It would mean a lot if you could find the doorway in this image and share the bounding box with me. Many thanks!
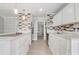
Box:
[37,22,44,40]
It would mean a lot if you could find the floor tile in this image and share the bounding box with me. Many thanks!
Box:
[27,39,52,55]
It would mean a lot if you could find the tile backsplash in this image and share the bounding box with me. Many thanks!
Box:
[53,23,79,32]
[17,13,32,33]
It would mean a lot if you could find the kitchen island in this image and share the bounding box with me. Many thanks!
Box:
[0,32,31,55]
[48,32,79,55]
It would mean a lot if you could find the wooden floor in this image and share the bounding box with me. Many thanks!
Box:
[27,39,52,55]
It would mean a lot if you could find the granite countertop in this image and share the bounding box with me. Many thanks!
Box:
[0,33,25,40]
[0,33,22,37]
[50,32,79,40]
[0,32,31,40]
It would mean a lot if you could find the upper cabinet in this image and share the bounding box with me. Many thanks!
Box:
[53,15,57,26]
[53,3,79,26]
[53,10,63,26]
[75,3,79,22]
[62,4,75,24]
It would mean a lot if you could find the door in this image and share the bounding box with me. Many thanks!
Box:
[37,22,44,40]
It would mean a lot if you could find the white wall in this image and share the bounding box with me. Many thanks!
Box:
[33,16,46,40]
[4,17,18,33]
[0,16,4,33]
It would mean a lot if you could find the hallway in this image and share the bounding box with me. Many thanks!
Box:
[27,39,52,55]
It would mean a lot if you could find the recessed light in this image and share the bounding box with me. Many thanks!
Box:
[14,9,18,14]
[40,8,43,12]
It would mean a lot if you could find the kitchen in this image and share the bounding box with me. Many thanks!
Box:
[0,3,79,55]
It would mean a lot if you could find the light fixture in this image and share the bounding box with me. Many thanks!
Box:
[40,8,43,12]
[14,9,18,14]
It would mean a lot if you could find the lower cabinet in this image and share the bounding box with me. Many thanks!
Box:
[48,34,71,55]
[0,33,31,55]
[48,34,79,55]
[71,38,79,55]
[11,34,31,55]
[0,40,11,55]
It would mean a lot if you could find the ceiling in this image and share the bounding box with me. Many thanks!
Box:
[0,3,67,17]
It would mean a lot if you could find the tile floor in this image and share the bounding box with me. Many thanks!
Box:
[27,39,52,55]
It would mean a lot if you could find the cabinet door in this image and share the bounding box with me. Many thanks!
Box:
[63,3,75,24]
[71,39,79,55]
[53,10,63,26]
[53,15,57,26]
[53,37,67,55]
[75,3,79,22]
[0,40,11,55]
[56,10,63,26]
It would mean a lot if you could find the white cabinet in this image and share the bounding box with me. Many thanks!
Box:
[53,15,57,26]
[53,3,79,25]
[63,4,75,24]
[11,34,31,55]
[53,3,75,26]
[48,34,67,55]
[71,39,79,55]
[53,10,63,26]
[0,39,11,55]
[75,3,79,22]
[0,33,31,55]
[0,16,4,33]
[48,33,79,55]
[56,11,63,26]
